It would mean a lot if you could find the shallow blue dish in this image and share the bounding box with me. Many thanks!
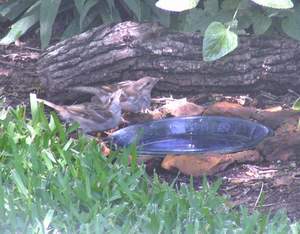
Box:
[108,116,272,156]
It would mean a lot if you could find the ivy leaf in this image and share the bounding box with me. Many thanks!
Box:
[221,0,249,10]
[281,6,300,41]
[203,22,238,62]
[155,0,200,12]
[251,10,272,35]
[250,0,293,9]
[292,98,300,111]
[184,9,209,32]
[204,0,219,16]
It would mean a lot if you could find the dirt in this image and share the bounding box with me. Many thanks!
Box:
[1,32,300,221]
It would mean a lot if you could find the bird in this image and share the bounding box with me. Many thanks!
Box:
[36,89,123,133]
[70,76,161,113]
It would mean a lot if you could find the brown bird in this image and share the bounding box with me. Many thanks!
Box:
[70,76,161,113]
[37,90,123,133]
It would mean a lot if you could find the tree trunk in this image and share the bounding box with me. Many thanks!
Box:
[3,21,300,105]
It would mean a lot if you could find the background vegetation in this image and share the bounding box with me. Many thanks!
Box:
[0,0,299,60]
[1,1,300,232]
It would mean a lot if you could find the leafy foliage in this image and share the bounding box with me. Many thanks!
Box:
[0,0,299,59]
[40,0,62,49]
[155,0,200,12]
[202,21,238,61]
[157,0,297,61]
[281,5,300,41]
[250,0,294,9]
[0,0,170,49]
[0,93,299,232]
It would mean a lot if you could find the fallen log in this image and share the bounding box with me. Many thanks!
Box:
[37,21,300,103]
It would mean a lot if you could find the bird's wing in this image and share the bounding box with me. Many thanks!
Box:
[66,103,112,123]
[70,86,110,97]
[100,84,119,93]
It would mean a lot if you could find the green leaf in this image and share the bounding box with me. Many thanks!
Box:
[0,0,36,21]
[105,0,122,22]
[221,0,240,10]
[43,209,55,230]
[292,98,300,111]
[124,0,142,20]
[155,0,200,12]
[98,0,121,23]
[169,12,188,31]
[282,6,300,41]
[61,17,80,40]
[73,0,85,11]
[74,0,97,31]
[250,0,293,9]
[148,2,170,27]
[0,3,39,45]
[251,10,272,35]
[220,0,250,10]
[203,21,238,62]
[184,9,208,32]
[40,0,62,49]
[204,0,219,16]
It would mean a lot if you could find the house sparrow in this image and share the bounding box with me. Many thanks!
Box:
[70,76,161,113]
[36,90,123,133]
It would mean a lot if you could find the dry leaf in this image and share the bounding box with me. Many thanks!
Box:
[253,110,298,130]
[273,176,294,187]
[275,116,299,135]
[257,132,300,161]
[100,142,111,156]
[264,106,283,112]
[203,102,256,119]
[160,98,204,117]
[161,150,261,176]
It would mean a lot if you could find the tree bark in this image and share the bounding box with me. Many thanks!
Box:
[38,21,300,103]
[3,21,300,105]
[0,46,41,107]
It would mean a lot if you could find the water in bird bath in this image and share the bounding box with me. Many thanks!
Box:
[109,116,272,155]
[139,133,249,153]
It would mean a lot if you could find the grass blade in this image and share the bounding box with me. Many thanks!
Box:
[11,169,29,199]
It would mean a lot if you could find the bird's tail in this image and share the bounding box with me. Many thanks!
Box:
[36,98,64,112]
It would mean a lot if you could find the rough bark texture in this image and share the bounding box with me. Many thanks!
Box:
[0,47,41,106]
[37,21,300,103]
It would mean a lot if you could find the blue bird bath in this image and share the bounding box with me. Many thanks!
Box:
[108,116,272,156]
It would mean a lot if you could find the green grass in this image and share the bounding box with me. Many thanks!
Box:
[0,94,299,233]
